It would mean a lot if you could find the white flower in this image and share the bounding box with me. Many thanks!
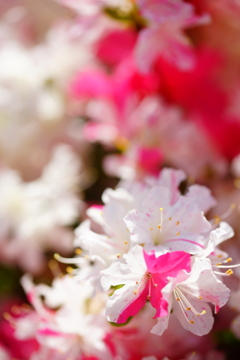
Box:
[152,258,230,336]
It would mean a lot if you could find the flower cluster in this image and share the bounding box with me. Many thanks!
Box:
[2,0,240,359]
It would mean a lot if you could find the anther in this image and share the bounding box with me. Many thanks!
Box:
[224,257,232,263]
[158,225,161,229]
[3,312,11,321]
[134,290,138,295]
[226,269,233,275]
[213,215,221,224]
[217,255,223,258]
[11,305,21,314]
[176,232,180,236]
[117,254,121,258]
[189,321,195,324]
[198,296,203,299]
[186,307,191,310]
[66,267,73,274]
[136,281,139,284]
[48,259,58,270]
[75,248,82,255]
[169,217,172,221]
[150,227,153,231]
[176,221,180,225]
[54,253,60,260]
[123,241,128,244]
[176,298,180,301]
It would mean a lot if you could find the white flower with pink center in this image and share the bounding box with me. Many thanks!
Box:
[101,245,191,324]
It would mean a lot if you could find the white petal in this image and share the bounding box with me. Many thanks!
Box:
[124,245,147,274]
[101,261,140,291]
[173,298,214,336]
[104,283,140,323]
[181,259,230,309]
[186,185,217,213]
[150,314,170,336]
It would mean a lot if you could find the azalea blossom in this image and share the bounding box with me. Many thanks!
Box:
[151,258,230,336]
[101,245,191,323]
[124,185,213,254]
[0,144,84,272]
[55,168,217,284]
[135,0,210,72]
[12,275,113,360]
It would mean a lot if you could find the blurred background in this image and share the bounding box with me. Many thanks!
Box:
[1,1,240,359]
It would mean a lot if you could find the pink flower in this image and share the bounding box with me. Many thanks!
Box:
[135,0,210,72]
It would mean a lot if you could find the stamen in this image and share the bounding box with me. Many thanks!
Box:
[150,275,158,289]
[226,269,233,275]
[75,248,82,255]
[148,275,152,299]
[234,179,240,189]
[48,259,62,277]
[159,208,163,232]
[66,266,74,274]
[224,257,232,263]
[173,290,195,324]
[175,287,206,317]
[221,203,236,219]
[53,253,83,264]
[3,312,12,321]
[11,305,21,315]
[176,221,180,225]
[123,241,128,245]
[176,232,180,236]
[214,263,240,269]
[214,270,233,277]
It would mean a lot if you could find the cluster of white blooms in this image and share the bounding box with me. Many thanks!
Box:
[10,168,239,359]
[0,144,83,273]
